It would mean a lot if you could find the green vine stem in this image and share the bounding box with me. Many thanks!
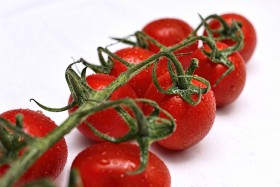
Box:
[22,178,56,187]
[68,169,83,187]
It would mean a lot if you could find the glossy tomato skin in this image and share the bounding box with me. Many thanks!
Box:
[0,109,68,186]
[68,73,139,142]
[71,142,171,187]
[109,47,167,98]
[206,13,257,63]
[143,18,198,68]
[144,73,216,150]
[190,42,246,108]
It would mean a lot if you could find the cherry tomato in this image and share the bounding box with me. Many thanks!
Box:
[143,18,198,68]
[0,109,68,186]
[206,13,257,63]
[71,142,171,187]
[109,47,167,98]
[143,73,216,150]
[68,73,139,142]
[190,42,246,108]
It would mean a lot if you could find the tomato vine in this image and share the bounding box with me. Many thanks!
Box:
[0,14,246,187]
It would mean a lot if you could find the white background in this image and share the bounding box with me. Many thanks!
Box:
[1,0,280,187]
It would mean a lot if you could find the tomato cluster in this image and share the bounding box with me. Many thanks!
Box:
[0,12,256,187]
[70,12,256,186]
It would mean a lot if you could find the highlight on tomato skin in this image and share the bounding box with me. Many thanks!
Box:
[190,42,246,108]
[0,109,68,186]
[71,142,171,187]
[143,72,216,151]
[68,73,139,142]
[205,13,257,63]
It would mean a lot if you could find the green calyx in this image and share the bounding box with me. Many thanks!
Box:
[85,98,175,174]
[194,14,244,86]
[203,14,244,47]
[68,169,83,187]
[152,57,210,106]
[0,115,34,166]
[113,30,213,106]
[30,61,97,112]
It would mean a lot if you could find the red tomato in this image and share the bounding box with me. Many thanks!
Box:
[68,73,139,142]
[0,109,68,186]
[143,73,216,150]
[142,18,198,68]
[71,142,171,187]
[190,42,246,108]
[206,13,257,63]
[109,47,167,98]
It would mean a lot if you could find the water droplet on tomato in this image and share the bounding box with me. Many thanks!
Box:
[101,151,107,156]
[99,159,110,165]
[230,85,236,92]
[144,173,148,179]
[36,110,43,114]
[120,173,125,178]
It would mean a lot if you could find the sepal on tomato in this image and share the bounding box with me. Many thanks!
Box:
[0,115,34,166]
[30,61,97,112]
[85,98,175,174]
[68,169,83,187]
[152,57,210,106]
[197,14,244,86]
